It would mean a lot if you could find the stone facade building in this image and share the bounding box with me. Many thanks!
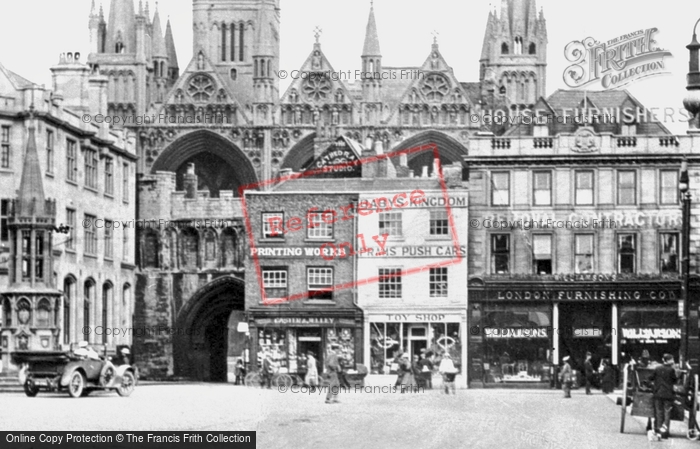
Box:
[0,56,136,372]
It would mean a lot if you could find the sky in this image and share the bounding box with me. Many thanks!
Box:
[0,0,698,134]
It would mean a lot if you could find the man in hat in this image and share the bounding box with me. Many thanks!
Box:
[261,349,274,389]
[560,356,573,398]
[584,352,595,395]
[649,353,678,439]
[325,344,341,403]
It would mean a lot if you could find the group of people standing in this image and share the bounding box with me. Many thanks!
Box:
[559,352,615,398]
[393,350,459,394]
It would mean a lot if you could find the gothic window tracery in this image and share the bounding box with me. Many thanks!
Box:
[188,75,215,103]
[303,76,332,102]
[420,74,450,102]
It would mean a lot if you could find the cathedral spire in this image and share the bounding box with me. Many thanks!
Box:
[151,3,167,58]
[362,1,381,57]
[105,0,136,53]
[165,18,179,72]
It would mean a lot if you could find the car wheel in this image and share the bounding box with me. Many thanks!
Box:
[23,380,39,397]
[68,372,86,398]
[117,371,135,397]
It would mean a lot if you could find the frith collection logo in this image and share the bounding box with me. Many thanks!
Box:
[563,27,672,90]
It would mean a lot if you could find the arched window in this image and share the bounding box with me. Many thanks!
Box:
[63,276,76,344]
[102,283,112,344]
[501,43,509,54]
[115,42,124,53]
[239,23,245,61]
[221,228,239,268]
[221,23,227,62]
[3,297,12,327]
[37,298,52,328]
[17,299,31,325]
[181,228,199,270]
[169,230,178,270]
[369,59,374,73]
[160,62,165,78]
[205,229,217,261]
[84,279,95,341]
[142,229,159,268]
[267,60,271,78]
[230,68,237,80]
[122,284,131,328]
[529,43,536,55]
[514,36,523,55]
[230,22,236,61]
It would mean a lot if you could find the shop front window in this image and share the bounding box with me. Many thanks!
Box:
[620,304,680,364]
[370,321,461,375]
[481,304,551,384]
[257,328,288,372]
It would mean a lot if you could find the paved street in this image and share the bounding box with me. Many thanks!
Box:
[1,383,698,448]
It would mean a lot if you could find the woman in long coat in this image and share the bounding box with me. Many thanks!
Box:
[601,359,615,394]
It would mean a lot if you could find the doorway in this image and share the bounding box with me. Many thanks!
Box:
[298,329,322,374]
[558,302,612,375]
[408,324,428,358]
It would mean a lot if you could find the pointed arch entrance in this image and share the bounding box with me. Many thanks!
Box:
[391,130,467,177]
[151,130,258,197]
[173,276,245,382]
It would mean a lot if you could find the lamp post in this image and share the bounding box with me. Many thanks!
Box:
[680,161,691,368]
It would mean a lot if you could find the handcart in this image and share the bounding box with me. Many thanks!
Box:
[619,362,699,439]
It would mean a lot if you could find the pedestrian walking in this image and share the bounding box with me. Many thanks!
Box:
[584,352,594,395]
[297,354,307,384]
[338,354,352,388]
[418,351,433,389]
[235,358,245,385]
[600,359,614,394]
[305,351,319,392]
[325,344,341,404]
[560,356,573,398]
[261,350,274,389]
[438,353,457,394]
[649,353,678,440]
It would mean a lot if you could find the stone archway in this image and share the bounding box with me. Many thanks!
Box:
[281,133,316,172]
[390,130,468,177]
[151,130,258,197]
[173,276,245,382]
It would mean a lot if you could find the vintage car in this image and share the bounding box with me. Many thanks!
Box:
[11,344,137,398]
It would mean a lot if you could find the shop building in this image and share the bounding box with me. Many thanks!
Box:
[464,90,700,387]
[243,151,363,374]
[352,154,469,387]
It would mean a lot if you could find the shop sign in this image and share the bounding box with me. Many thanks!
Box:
[369,313,463,323]
[359,245,467,258]
[254,317,351,326]
[573,328,602,338]
[484,328,549,338]
[493,290,677,302]
[621,328,681,340]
